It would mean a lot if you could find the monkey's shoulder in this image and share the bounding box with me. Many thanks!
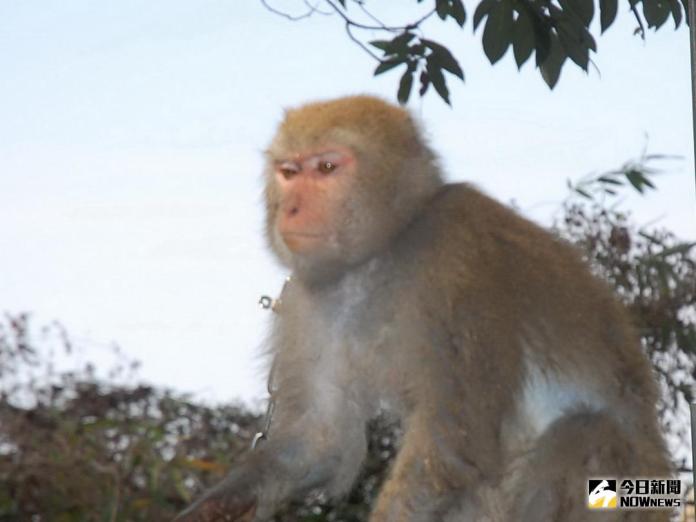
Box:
[401,183,617,314]
[407,182,575,266]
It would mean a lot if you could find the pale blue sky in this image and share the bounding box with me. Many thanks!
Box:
[0,1,694,406]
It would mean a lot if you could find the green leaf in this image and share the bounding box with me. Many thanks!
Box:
[559,0,594,25]
[597,175,624,185]
[421,39,449,55]
[370,40,393,53]
[368,31,416,60]
[599,0,618,32]
[482,0,514,64]
[474,0,496,30]
[643,153,682,160]
[373,32,417,57]
[625,169,656,193]
[552,5,594,69]
[512,7,535,68]
[397,70,414,105]
[374,58,404,76]
[450,0,467,26]
[557,23,590,69]
[422,39,464,79]
[574,187,592,199]
[577,0,595,24]
[643,0,672,28]
[626,175,645,192]
[539,32,566,88]
[667,0,683,27]
[426,61,451,104]
[435,0,465,25]
[392,31,417,48]
[531,12,552,66]
[419,70,430,96]
[680,0,688,22]
[409,42,427,57]
[641,176,656,188]
[436,0,450,20]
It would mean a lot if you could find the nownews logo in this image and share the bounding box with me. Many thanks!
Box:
[588,480,617,509]
[588,478,681,510]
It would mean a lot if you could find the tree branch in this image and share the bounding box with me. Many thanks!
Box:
[304,0,332,15]
[323,0,435,32]
[345,21,381,60]
[630,3,646,40]
[260,0,317,21]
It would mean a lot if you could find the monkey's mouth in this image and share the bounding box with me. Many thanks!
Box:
[281,232,327,253]
[282,232,324,238]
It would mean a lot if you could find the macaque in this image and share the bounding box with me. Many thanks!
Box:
[176,96,671,521]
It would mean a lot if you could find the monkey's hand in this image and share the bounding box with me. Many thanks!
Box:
[174,480,258,522]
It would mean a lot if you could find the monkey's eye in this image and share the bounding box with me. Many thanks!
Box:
[317,161,337,175]
[277,161,300,180]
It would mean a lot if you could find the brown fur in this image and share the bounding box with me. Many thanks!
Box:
[176,96,671,522]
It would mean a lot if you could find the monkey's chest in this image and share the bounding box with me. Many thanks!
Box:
[302,303,419,416]
[284,265,426,414]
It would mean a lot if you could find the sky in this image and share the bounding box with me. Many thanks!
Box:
[0,1,694,409]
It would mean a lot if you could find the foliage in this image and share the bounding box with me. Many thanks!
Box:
[565,151,684,199]
[0,314,398,521]
[261,0,689,103]
[0,315,258,521]
[0,156,694,519]
[557,153,696,458]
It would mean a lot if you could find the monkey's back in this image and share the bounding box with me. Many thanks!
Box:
[400,183,662,438]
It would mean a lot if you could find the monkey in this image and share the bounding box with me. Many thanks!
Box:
[175,95,672,522]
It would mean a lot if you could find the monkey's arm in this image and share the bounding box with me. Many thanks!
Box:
[174,438,329,522]
[175,385,368,521]
[369,408,487,522]
[174,460,259,522]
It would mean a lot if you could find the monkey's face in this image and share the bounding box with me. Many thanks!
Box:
[273,146,356,253]
[265,145,368,273]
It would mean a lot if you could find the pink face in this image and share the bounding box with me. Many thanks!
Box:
[273,146,356,255]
